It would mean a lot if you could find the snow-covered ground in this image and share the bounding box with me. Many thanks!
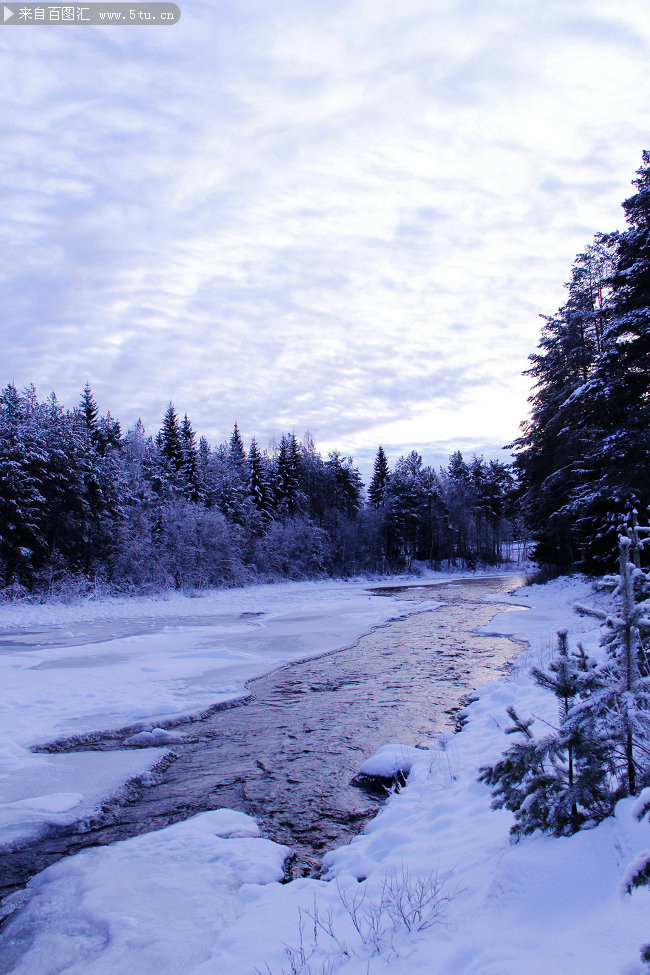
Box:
[2,573,648,974]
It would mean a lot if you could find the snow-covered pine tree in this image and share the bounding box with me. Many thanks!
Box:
[247,436,274,530]
[180,413,200,502]
[368,446,390,509]
[479,631,612,838]
[79,381,99,438]
[228,422,247,470]
[223,422,253,526]
[197,436,212,506]
[274,434,302,516]
[511,231,618,569]
[324,451,363,519]
[158,402,184,480]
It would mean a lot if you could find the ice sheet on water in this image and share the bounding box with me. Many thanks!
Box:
[0,748,167,848]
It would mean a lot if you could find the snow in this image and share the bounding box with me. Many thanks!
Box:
[631,788,650,821]
[2,573,649,974]
[0,810,288,975]
[357,744,421,781]
[123,728,182,746]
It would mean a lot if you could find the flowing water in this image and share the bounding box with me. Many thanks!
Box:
[0,574,526,900]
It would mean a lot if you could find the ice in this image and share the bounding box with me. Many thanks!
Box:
[0,749,167,848]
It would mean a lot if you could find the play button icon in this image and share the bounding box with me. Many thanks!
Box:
[3,5,14,20]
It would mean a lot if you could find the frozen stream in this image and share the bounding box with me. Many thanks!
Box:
[1,574,525,898]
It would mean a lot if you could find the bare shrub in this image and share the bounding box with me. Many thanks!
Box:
[257,868,454,975]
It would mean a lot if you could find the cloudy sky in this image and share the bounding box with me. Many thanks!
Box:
[1,0,649,477]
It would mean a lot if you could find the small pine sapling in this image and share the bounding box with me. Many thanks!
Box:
[480,630,613,838]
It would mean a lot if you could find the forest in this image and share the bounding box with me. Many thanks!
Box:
[2,151,650,600]
[0,387,519,597]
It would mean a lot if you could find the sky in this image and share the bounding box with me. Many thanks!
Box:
[1,0,649,479]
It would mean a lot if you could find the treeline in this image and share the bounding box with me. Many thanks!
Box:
[0,384,520,597]
[514,151,650,571]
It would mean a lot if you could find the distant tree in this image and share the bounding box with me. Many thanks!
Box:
[274,433,303,516]
[158,402,184,477]
[80,381,99,434]
[325,451,363,518]
[368,446,390,509]
[248,436,274,530]
[197,436,212,506]
[180,413,200,502]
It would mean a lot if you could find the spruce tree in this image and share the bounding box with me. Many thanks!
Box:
[221,422,252,525]
[180,413,200,502]
[368,446,390,509]
[228,422,247,470]
[158,403,184,476]
[274,433,302,516]
[513,155,650,570]
[197,436,212,506]
[248,436,273,528]
[80,381,99,434]
[480,632,613,838]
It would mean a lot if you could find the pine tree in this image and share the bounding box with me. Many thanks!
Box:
[274,433,302,516]
[228,422,247,470]
[197,436,212,506]
[220,422,252,525]
[180,413,200,502]
[480,632,613,838]
[482,514,650,840]
[325,451,363,518]
[158,403,184,476]
[248,436,273,529]
[513,155,650,570]
[97,412,122,454]
[80,381,99,434]
[368,446,390,509]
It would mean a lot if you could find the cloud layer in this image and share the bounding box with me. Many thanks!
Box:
[1,0,649,470]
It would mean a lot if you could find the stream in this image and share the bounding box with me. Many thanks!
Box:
[0,573,526,900]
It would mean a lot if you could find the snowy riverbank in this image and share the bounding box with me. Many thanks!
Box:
[2,574,648,973]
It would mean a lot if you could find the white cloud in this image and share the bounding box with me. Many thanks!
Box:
[1,0,649,468]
